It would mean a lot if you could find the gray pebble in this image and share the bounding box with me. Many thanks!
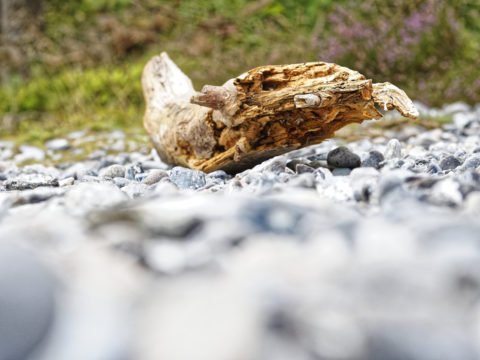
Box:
[384,139,402,159]
[206,170,230,181]
[99,164,125,179]
[463,155,480,169]
[142,170,169,185]
[170,167,206,190]
[295,164,315,174]
[327,146,361,169]
[361,150,385,169]
[440,155,462,171]
[45,138,70,151]
[125,163,143,181]
[16,145,45,162]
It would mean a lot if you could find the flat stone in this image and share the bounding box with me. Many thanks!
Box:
[4,174,59,190]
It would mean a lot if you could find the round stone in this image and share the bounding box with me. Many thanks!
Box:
[440,155,462,171]
[361,150,385,169]
[327,147,361,169]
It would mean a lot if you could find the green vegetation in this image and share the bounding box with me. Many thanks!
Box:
[1,0,478,144]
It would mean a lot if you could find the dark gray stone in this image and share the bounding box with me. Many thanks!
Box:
[361,150,385,169]
[286,160,308,172]
[440,155,462,171]
[170,167,206,190]
[327,146,361,169]
[295,164,315,174]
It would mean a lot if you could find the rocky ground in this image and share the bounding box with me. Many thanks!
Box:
[1,102,480,360]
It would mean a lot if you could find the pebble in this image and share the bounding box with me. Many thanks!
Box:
[45,138,70,151]
[0,102,480,360]
[125,163,143,180]
[361,150,385,169]
[462,154,480,169]
[99,164,126,179]
[440,155,462,170]
[327,146,361,169]
[4,174,59,190]
[170,167,206,190]
[141,169,169,185]
[16,145,45,162]
[384,138,401,159]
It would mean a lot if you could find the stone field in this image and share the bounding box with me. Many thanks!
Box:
[1,102,480,360]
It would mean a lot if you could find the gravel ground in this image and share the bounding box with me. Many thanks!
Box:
[1,102,480,360]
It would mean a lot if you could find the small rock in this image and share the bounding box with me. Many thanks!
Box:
[361,150,385,169]
[142,170,169,185]
[45,138,70,151]
[4,174,59,190]
[429,178,463,207]
[296,164,315,174]
[440,155,462,171]
[135,173,149,182]
[170,167,206,190]
[462,155,480,170]
[125,163,143,180]
[206,170,231,181]
[64,182,128,215]
[384,139,402,159]
[286,160,308,172]
[59,177,75,187]
[327,147,361,169]
[99,164,126,179]
[16,145,45,162]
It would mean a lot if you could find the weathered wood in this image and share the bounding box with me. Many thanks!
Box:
[142,52,418,173]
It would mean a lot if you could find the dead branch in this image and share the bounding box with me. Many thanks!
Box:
[142,52,418,173]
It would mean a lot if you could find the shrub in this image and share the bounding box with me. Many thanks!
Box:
[316,0,480,105]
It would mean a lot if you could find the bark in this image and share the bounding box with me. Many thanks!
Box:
[142,52,418,173]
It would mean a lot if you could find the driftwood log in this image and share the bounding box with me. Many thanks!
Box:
[142,52,418,173]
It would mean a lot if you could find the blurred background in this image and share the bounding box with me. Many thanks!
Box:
[1,0,479,145]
